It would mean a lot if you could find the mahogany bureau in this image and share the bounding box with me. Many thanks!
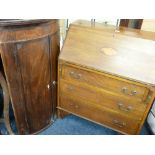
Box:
[58,20,155,135]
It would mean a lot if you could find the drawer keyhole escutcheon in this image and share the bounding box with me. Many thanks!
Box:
[75,105,79,109]
[69,103,74,106]
[69,103,79,109]
[67,86,74,91]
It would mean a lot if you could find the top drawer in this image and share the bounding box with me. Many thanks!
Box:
[61,64,149,101]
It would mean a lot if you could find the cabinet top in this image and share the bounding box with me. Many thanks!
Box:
[0,19,52,27]
[60,20,155,86]
[0,20,58,44]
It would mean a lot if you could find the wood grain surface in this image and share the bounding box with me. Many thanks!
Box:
[58,21,155,134]
[0,20,60,134]
[60,21,155,86]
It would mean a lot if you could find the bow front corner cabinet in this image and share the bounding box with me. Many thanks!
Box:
[58,20,155,135]
[0,20,60,134]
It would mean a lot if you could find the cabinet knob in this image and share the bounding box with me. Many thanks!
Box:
[47,84,50,89]
[47,81,57,89]
[52,81,57,85]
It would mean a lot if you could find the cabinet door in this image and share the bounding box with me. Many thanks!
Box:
[0,36,53,134]
[49,33,60,120]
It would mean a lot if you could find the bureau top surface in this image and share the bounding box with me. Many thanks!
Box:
[59,20,155,86]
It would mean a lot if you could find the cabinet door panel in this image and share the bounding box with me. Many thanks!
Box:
[16,37,52,133]
[0,43,29,134]
[0,36,53,134]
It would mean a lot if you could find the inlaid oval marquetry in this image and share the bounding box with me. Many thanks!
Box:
[100,47,117,56]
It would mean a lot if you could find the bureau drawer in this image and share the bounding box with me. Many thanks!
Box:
[60,80,147,120]
[58,95,140,134]
[61,65,149,101]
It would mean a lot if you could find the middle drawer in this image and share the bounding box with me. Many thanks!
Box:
[60,79,147,120]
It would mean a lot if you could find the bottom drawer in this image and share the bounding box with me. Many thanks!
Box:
[58,95,141,134]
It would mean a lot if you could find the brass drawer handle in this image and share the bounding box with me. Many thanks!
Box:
[69,71,81,79]
[113,119,126,128]
[118,103,132,112]
[122,87,137,96]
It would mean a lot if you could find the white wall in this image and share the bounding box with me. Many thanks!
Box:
[141,19,155,32]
